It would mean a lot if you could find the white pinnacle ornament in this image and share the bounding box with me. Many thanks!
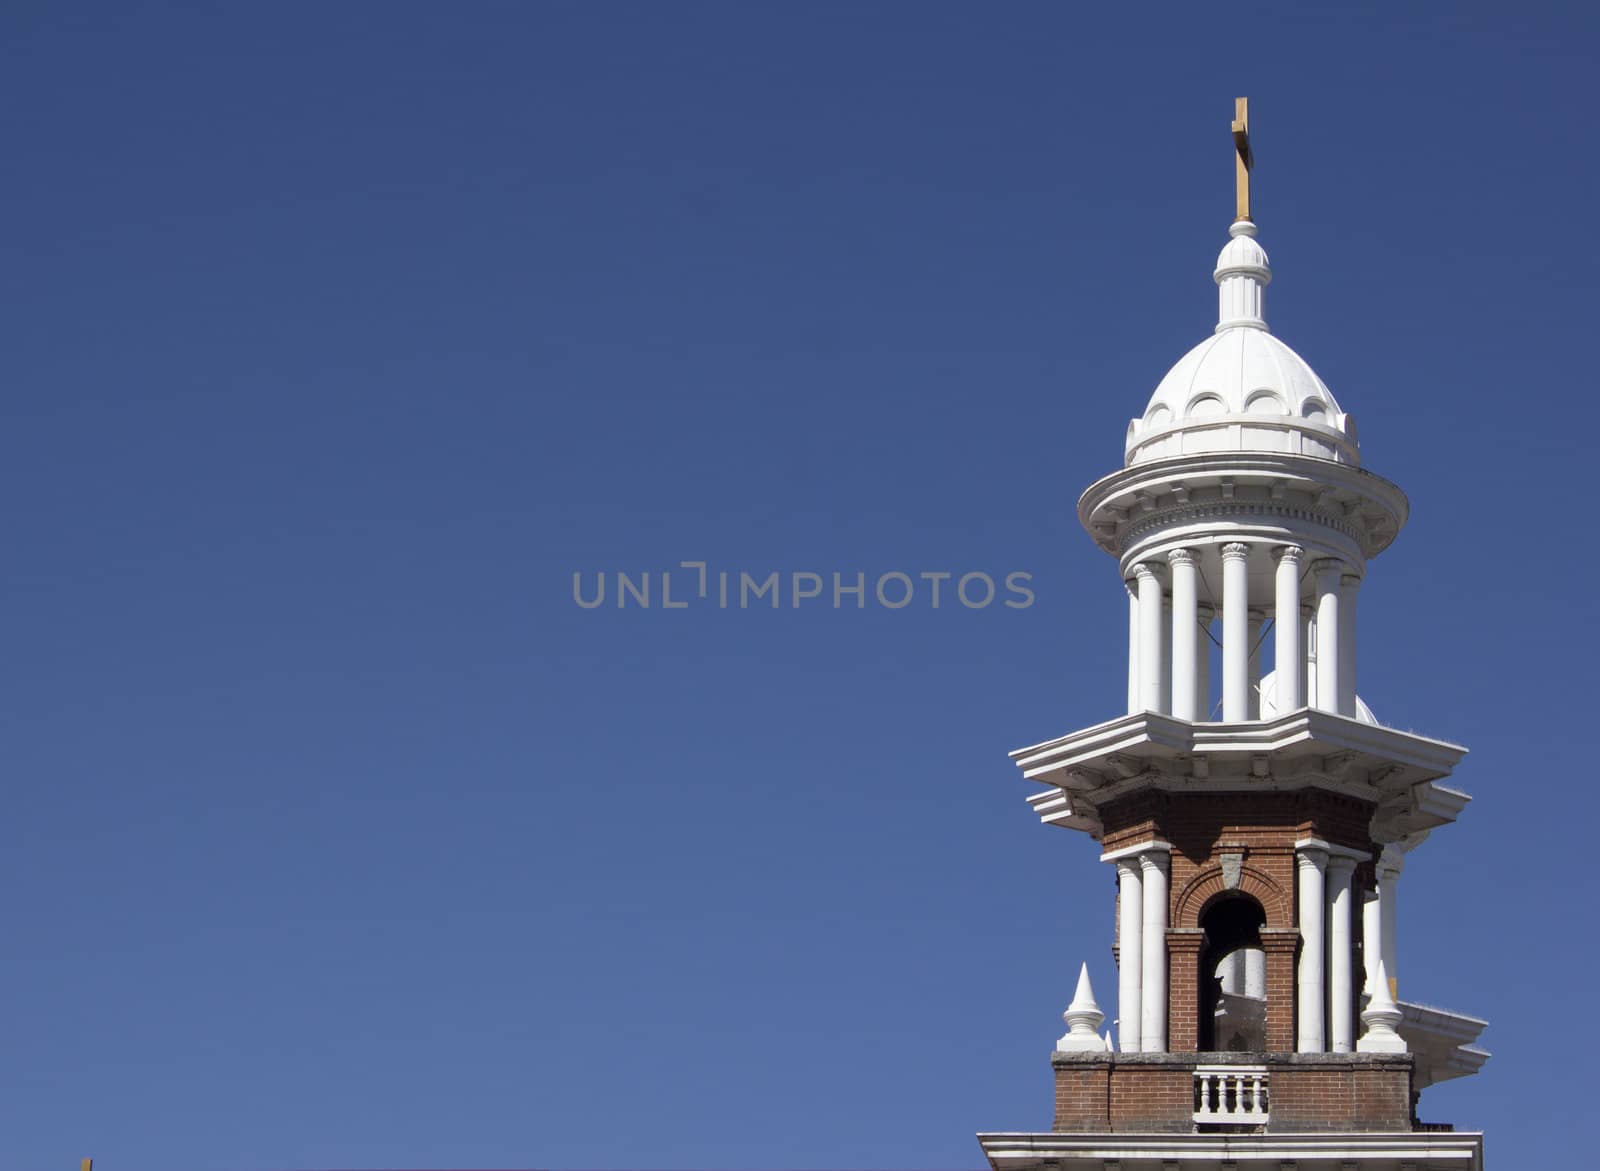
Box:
[1055,963,1107,1053]
[1357,958,1407,1054]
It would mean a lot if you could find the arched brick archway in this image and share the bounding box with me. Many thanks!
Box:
[1173,863,1290,930]
[1169,865,1295,1052]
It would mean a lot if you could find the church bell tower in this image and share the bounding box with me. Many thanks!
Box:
[979,101,1489,1171]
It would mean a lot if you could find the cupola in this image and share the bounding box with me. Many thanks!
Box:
[1124,220,1359,467]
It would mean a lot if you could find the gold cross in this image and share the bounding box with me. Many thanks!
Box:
[1232,96,1254,222]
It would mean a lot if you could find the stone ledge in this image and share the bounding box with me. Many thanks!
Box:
[1051,1049,1413,1068]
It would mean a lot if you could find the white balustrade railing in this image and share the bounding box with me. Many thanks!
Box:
[1193,1065,1269,1125]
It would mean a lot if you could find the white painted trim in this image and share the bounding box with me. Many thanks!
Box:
[1295,836,1371,862]
[978,1131,1484,1170]
[1099,840,1173,864]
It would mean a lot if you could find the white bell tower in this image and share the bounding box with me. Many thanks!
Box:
[979,100,1489,1171]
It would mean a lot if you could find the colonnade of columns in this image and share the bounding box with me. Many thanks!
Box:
[1111,844,1170,1053]
[1295,841,1399,1053]
[1124,543,1361,721]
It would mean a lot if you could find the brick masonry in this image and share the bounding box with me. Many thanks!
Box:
[1052,1052,1415,1134]
[1100,789,1379,1058]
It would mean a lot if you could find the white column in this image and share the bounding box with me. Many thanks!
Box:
[1139,849,1170,1052]
[1136,564,1165,714]
[1221,543,1251,720]
[1160,594,1172,713]
[1244,947,1266,1000]
[1338,571,1361,717]
[1361,884,1381,1006]
[1273,545,1304,710]
[1296,845,1328,1052]
[1312,559,1344,714]
[1127,582,1141,715]
[1169,549,1199,719]
[1117,857,1143,1052]
[1327,856,1357,1052]
[1247,608,1265,720]
[1377,848,1403,997]
[1195,603,1214,720]
[1302,602,1318,709]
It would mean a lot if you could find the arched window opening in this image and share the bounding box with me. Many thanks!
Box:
[1200,895,1267,1052]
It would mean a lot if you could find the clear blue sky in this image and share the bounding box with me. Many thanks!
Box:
[4,3,1596,1169]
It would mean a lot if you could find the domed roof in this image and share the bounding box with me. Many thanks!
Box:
[1124,221,1359,467]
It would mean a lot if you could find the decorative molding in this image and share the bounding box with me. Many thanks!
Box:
[1167,547,1196,567]
[1119,499,1372,556]
[1221,542,1251,560]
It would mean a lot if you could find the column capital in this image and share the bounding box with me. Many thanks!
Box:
[1296,837,1370,864]
[1100,839,1172,864]
[1132,561,1165,584]
[1272,544,1305,563]
[1138,850,1171,877]
[1326,854,1359,880]
[1167,547,1197,567]
[1379,841,1408,868]
[1221,542,1251,561]
[1311,557,1347,577]
[1340,571,1363,588]
[1295,844,1329,870]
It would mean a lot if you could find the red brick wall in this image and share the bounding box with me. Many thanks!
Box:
[1260,928,1299,1052]
[1107,1062,1192,1133]
[1268,1057,1412,1132]
[1168,930,1204,1052]
[1051,1059,1110,1132]
[1053,1054,1415,1134]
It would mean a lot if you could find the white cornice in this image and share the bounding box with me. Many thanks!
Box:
[1014,710,1469,841]
[978,1130,1484,1170]
[1078,451,1411,560]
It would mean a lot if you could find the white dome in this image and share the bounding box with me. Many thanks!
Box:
[1124,221,1360,468]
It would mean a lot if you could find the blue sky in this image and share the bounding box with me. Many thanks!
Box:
[4,3,1597,1169]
